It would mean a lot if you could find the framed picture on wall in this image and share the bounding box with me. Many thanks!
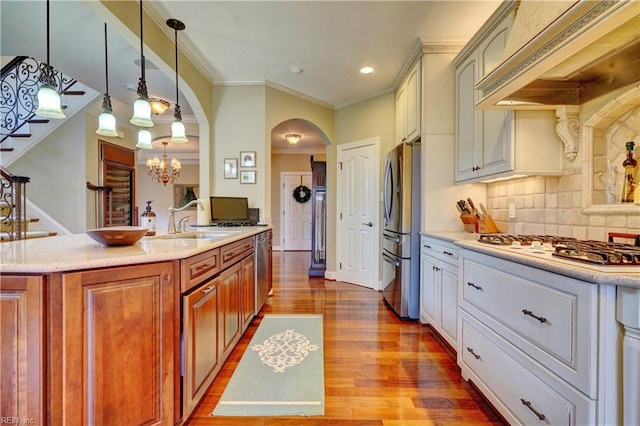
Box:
[224,158,238,179]
[240,151,256,168]
[240,170,256,184]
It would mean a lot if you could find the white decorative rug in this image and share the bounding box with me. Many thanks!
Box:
[211,314,324,417]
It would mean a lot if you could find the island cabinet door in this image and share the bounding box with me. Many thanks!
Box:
[0,275,45,425]
[60,262,175,426]
[218,261,241,359]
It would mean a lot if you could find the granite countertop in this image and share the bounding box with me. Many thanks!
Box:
[0,226,271,274]
[421,231,640,289]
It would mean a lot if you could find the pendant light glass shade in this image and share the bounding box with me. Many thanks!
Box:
[130,96,153,127]
[136,128,153,149]
[170,118,188,143]
[36,0,65,119]
[35,82,65,119]
[96,110,118,137]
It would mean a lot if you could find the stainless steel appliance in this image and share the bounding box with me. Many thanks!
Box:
[382,141,421,320]
[255,230,272,313]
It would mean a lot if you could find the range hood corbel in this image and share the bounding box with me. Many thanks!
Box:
[475,0,640,110]
[555,105,580,161]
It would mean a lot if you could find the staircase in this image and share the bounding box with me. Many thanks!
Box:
[1,56,100,240]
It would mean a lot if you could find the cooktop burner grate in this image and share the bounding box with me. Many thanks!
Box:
[477,234,640,266]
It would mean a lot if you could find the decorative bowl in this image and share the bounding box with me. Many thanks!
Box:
[86,226,148,246]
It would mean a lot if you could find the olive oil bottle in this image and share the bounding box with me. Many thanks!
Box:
[621,141,637,203]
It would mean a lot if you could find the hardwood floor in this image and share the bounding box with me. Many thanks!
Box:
[185,251,505,426]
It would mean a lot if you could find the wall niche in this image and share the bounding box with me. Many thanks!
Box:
[582,86,640,215]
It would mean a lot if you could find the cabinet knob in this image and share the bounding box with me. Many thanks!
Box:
[165,274,171,282]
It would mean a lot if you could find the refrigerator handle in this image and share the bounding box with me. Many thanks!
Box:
[383,158,393,224]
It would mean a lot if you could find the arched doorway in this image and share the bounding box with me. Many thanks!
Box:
[270,118,329,251]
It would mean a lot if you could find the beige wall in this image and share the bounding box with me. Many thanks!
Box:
[211,85,266,218]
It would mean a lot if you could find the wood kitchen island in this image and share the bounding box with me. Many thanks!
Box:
[0,227,271,425]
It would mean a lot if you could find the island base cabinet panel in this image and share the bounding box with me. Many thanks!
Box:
[240,256,256,331]
[183,277,220,419]
[61,263,175,426]
[219,262,241,359]
[460,313,595,426]
[0,276,44,425]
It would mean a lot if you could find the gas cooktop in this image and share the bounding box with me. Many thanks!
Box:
[477,234,640,267]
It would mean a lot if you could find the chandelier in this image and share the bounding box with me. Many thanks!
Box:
[146,141,181,185]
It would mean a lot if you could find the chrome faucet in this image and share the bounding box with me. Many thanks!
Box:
[168,200,204,234]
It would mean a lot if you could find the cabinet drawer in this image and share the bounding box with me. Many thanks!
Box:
[182,248,220,293]
[460,314,594,426]
[459,251,598,396]
[462,258,580,366]
[220,237,254,270]
[421,237,458,263]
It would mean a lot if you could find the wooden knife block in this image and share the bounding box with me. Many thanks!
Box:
[478,214,499,234]
[459,213,478,233]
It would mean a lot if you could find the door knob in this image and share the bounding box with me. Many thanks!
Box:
[362,221,373,227]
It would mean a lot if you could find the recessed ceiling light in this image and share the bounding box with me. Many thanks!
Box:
[360,66,374,74]
[290,66,303,75]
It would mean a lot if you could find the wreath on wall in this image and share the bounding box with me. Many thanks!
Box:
[293,184,312,203]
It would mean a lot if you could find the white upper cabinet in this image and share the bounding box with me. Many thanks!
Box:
[395,58,421,145]
[454,3,563,183]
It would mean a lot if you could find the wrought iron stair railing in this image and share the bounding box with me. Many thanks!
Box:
[0,165,30,241]
[1,56,80,145]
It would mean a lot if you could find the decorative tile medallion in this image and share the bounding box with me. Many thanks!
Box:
[251,329,319,373]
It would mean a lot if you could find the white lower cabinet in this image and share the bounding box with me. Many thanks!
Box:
[461,312,595,425]
[420,236,458,348]
[458,248,620,425]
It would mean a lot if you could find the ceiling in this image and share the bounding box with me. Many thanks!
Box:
[1,0,501,154]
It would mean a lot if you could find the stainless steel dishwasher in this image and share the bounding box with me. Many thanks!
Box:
[255,230,272,313]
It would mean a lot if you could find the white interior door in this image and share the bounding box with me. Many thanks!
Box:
[337,138,379,289]
[281,172,312,251]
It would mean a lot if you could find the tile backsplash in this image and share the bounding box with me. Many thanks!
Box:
[487,172,640,242]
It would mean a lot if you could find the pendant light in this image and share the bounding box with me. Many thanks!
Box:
[96,23,118,137]
[136,128,153,149]
[130,0,154,128]
[167,18,188,143]
[35,0,65,119]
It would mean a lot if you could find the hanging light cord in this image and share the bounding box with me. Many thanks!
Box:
[45,0,50,65]
[103,23,109,94]
[137,0,148,98]
[174,27,179,108]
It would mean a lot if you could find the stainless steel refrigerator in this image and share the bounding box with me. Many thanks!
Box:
[382,141,421,320]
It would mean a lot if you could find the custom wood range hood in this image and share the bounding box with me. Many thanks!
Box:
[475,0,640,109]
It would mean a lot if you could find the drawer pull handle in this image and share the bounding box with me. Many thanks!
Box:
[424,244,432,249]
[196,263,214,271]
[520,398,546,421]
[466,347,481,360]
[466,281,483,291]
[433,266,440,272]
[201,285,216,295]
[443,250,454,256]
[522,309,547,323]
